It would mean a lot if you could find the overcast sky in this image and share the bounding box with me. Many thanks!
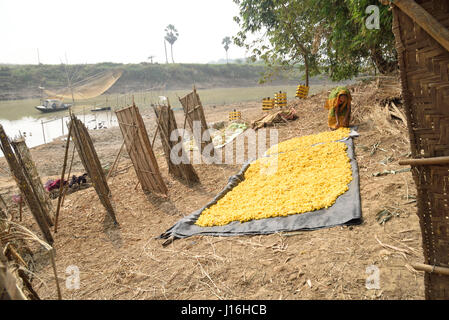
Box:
[0,0,250,65]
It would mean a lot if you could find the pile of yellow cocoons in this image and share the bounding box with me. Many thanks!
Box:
[265,127,350,155]
[195,129,353,227]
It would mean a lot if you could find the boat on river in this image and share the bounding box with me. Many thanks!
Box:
[35,99,72,113]
[91,106,111,112]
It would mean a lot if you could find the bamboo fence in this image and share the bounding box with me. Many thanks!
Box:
[391,0,449,299]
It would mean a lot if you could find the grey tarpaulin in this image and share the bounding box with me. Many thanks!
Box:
[159,136,361,240]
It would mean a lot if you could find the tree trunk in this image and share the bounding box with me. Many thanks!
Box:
[164,41,168,64]
[370,46,398,74]
[171,44,174,64]
[304,54,309,87]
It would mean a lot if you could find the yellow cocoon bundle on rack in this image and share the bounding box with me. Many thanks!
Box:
[195,141,353,227]
[266,127,350,156]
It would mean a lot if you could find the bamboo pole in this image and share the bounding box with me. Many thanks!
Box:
[151,108,164,148]
[41,120,46,144]
[18,201,22,222]
[54,121,73,233]
[399,156,449,166]
[49,248,62,300]
[411,263,449,276]
[106,141,125,181]
[61,145,76,207]
[393,0,449,53]
[0,194,9,217]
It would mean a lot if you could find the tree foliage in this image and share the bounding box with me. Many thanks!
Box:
[233,0,397,82]
[233,0,320,85]
[164,24,179,63]
[222,36,232,63]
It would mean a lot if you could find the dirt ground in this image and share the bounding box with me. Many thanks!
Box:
[0,80,426,300]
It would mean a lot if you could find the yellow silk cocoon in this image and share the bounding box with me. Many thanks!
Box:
[265,127,350,156]
[196,137,353,227]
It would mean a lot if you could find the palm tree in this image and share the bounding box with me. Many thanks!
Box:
[164,40,168,64]
[164,24,179,63]
[222,37,231,64]
[147,55,155,64]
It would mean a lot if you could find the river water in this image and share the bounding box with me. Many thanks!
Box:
[0,83,347,153]
[0,98,120,157]
[0,110,117,149]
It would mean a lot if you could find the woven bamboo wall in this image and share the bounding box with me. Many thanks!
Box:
[392,0,449,299]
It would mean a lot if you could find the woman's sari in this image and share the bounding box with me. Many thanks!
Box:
[324,86,352,130]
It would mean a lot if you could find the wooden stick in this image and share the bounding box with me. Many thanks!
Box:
[151,108,163,148]
[49,248,62,300]
[41,120,46,144]
[19,201,22,222]
[399,156,449,166]
[0,194,9,217]
[393,0,449,53]
[61,145,76,207]
[390,102,407,125]
[106,141,125,181]
[411,262,449,276]
[54,122,73,233]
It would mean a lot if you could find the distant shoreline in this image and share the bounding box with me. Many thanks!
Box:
[0,63,308,101]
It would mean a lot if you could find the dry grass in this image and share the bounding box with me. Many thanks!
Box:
[0,79,425,300]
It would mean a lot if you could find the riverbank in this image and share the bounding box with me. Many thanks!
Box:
[0,63,303,101]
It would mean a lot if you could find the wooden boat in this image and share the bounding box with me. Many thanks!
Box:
[91,106,111,112]
[35,99,71,113]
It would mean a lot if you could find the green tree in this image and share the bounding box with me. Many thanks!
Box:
[315,0,397,80]
[222,36,232,64]
[233,0,320,86]
[164,24,179,63]
[233,0,397,82]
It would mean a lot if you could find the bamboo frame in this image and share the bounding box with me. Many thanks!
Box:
[116,103,168,195]
[69,113,119,225]
[393,0,449,52]
[178,87,213,154]
[11,138,54,227]
[0,125,53,245]
[152,101,199,185]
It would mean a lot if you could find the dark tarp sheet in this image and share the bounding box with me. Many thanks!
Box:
[159,136,362,239]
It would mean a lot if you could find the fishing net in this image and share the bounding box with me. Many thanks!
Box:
[44,69,123,100]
